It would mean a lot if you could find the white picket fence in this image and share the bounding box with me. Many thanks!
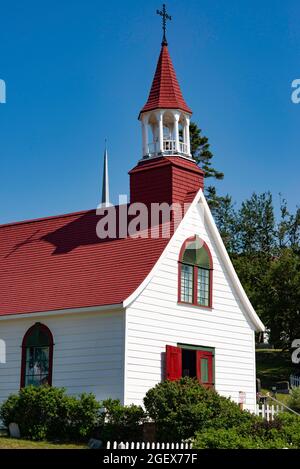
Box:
[256,403,284,421]
[106,441,192,450]
[290,374,300,388]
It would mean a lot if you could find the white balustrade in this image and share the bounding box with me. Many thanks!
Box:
[147,139,189,157]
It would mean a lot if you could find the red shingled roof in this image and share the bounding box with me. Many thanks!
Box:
[140,44,192,116]
[0,208,171,316]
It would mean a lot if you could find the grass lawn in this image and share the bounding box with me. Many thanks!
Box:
[256,349,296,390]
[0,436,87,449]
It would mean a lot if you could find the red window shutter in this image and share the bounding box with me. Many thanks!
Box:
[196,350,214,389]
[166,345,182,381]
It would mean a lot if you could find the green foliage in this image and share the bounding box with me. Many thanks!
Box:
[189,122,223,181]
[288,388,300,414]
[193,426,289,449]
[64,393,101,440]
[97,399,145,443]
[256,350,294,389]
[190,118,300,350]
[143,378,252,442]
[208,189,300,350]
[143,378,300,448]
[274,412,300,447]
[259,249,300,348]
[237,192,276,255]
[189,122,224,209]
[0,386,100,441]
[193,413,300,449]
[206,188,237,252]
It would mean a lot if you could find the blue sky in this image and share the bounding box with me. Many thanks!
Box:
[0,0,299,224]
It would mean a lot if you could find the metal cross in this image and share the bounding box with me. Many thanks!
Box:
[156,4,172,46]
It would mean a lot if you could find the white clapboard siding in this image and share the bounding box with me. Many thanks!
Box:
[0,309,124,404]
[125,199,257,412]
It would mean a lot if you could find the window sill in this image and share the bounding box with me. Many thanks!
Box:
[178,301,213,311]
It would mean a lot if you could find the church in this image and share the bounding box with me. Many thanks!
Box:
[0,11,264,413]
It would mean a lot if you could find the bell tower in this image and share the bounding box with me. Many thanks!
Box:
[129,5,204,206]
[139,4,192,160]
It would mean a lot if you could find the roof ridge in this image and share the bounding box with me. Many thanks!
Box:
[0,203,132,230]
[0,208,96,230]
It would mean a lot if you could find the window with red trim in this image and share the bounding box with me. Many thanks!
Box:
[20,323,54,388]
[178,236,213,308]
[166,345,214,388]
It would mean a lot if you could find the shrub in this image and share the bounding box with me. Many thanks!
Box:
[66,393,102,440]
[143,378,253,442]
[193,427,288,449]
[274,412,300,447]
[0,386,100,441]
[97,399,145,443]
[288,387,300,413]
[193,411,300,449]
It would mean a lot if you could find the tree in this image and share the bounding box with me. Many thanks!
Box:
[189,122,225,209]
[206,187,237,253]
[260,249,300,348]
[236,192,276,255]
[189,122,224,180]
[188,121,300,349]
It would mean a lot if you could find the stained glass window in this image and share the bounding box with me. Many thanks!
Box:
[21,324,53,388]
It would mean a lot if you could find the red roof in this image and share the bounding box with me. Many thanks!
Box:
[0,208,170,316]
[140,44,192,116]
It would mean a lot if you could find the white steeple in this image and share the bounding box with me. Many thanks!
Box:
[101,143,110,207]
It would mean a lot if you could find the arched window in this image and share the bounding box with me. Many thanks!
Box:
[178,236,213,308]
[20,323,54,388]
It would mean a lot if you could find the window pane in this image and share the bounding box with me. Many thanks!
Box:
[181,264,193,303]
[25,346,50,387]
[25,326,51,347]
[201,358,209,383]
[182,242,210,269]
[197,268,210,306]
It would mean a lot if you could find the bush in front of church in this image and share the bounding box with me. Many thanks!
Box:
[143,377,254,442]
[0,385,100,441]
[193,413,300,449]
[192,425,288,449]
[96,399,146,443]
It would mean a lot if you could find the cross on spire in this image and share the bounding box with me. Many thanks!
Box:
[156,4,171,46]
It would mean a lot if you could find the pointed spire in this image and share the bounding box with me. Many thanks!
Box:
[101,142,110,207]
[139,44,192,117]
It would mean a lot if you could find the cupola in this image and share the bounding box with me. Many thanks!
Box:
[130,4,204,206]
[139,43,192,160]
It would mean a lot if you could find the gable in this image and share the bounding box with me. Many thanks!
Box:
[124,189,265,332]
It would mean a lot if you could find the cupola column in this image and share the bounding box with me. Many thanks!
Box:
[157,110,164,154]
[174,112,180,153]
[142,115,149,157]
[185,116,191,156]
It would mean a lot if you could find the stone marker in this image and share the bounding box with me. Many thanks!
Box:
[9,423,20,439]
[275,381,290,394]
[88,438,103,449]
